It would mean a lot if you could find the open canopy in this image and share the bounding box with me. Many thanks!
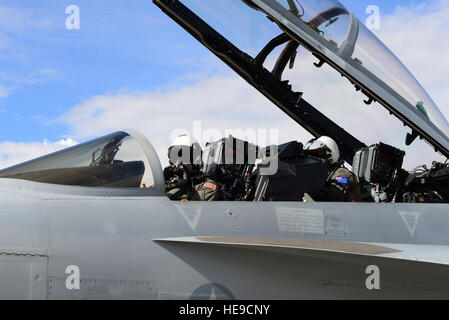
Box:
[257,0,449,148]
[155,0,449,159]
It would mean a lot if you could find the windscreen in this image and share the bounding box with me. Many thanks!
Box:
[0,132,153,188]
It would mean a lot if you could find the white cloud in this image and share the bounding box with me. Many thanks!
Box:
[56,51,446,170]
[0,68,59,86]
[0,6,55,33]
[0,139,77,170]
[0,68,59,102]
[0,84,10,98]
[59,75,312,167]
[0,67,59,103]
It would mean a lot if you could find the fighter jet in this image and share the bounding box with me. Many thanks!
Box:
[0,0,449,299]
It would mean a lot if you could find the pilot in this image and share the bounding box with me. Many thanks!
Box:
[306,136,363,203]
[164,135,220,201]
[164,135,203,201]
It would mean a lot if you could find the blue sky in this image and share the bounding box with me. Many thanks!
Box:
[0,0,447,168]
[341,0,413,16]
[0,0,214,141]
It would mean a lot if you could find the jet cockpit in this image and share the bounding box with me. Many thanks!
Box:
[0,0,448,204]
[151,0,449,202]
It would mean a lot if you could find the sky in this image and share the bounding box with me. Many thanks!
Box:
[0,0,449,169]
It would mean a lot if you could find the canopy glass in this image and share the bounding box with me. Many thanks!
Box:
[0,131,154,188]
[275,0,449,137]
[180,0,449,154]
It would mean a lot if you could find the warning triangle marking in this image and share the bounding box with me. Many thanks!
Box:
[175,205,203,232]
[399,211,420,237]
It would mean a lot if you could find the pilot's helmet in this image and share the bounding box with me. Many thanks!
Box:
[305,136,340,165]
[168,134,202,165]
